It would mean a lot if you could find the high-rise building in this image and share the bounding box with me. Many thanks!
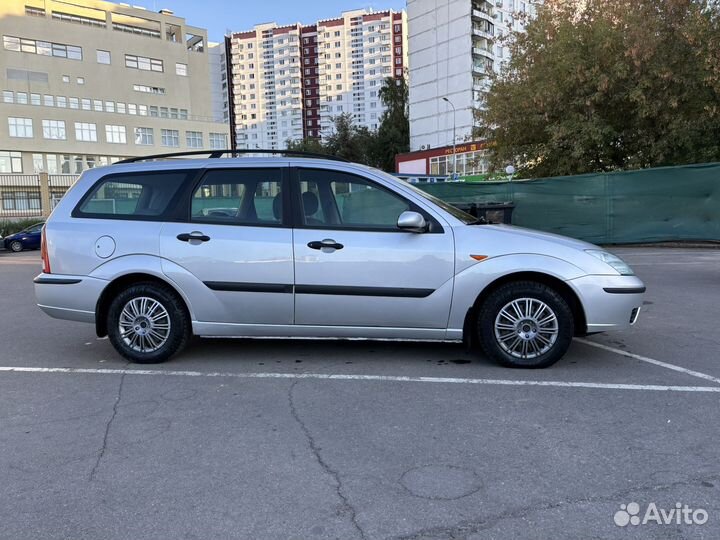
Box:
[0,0,229,176]
[226,9,408,150]
[408,0,540,152]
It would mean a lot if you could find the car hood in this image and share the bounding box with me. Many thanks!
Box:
[481,224,598,250]
[452,223,619,275]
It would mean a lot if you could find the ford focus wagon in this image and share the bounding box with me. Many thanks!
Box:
[34,150,645,368]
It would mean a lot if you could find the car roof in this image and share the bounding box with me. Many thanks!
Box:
[91,156,374,175]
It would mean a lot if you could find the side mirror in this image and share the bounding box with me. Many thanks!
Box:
[397,211,428,233]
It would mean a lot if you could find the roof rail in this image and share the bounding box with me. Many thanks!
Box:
[114,149,350,164]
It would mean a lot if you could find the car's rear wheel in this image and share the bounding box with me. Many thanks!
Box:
[107,282,191,364]
[477,281,574,368]
[9,240,23,252]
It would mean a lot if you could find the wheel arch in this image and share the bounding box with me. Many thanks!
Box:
[462,271,588,347]
[95,272,190,337]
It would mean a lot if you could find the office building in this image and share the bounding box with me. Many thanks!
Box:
[0,0,229,177]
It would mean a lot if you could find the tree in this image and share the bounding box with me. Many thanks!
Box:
[285,137,326,154]
[375,76,410,172]
[476,0,720,177]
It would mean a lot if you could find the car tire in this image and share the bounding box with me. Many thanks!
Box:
[107,282,191,364]
[9,240,23,252]
[477,281,574,369]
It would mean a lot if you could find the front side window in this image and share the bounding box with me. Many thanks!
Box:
[295,169,411,230]
[75,171,191,218]
[191,169,283,226]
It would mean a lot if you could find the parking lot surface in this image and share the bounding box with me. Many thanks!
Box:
[1,247,719,539]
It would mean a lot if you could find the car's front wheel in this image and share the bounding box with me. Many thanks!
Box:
[477,281,574,368]
[107,282,191,364]
[9,240,23,252]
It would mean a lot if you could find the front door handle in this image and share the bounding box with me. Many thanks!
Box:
[177,232,211,243]
[308,239,344,251]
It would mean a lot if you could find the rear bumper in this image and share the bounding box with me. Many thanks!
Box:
[568,275,645,333]
[34,273,106,324]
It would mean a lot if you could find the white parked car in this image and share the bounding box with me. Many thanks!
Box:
[34,151,645,368]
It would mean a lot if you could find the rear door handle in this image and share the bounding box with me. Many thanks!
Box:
[177,232,211,243]
[308,239,344,251]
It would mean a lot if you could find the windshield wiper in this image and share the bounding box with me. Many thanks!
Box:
[467,216,488,225]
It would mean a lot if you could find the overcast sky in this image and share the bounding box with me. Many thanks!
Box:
[135,0,406,42]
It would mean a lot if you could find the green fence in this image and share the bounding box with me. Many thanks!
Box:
[417,162,720,244]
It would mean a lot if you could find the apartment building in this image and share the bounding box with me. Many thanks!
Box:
[407,0,540,153]
[226,9,407,150]
[0,0,229,177]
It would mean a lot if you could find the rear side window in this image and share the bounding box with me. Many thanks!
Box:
[190,168,284,226]
[74,171,191,219]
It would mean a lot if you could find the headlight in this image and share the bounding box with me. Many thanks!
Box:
[585,250,634,275]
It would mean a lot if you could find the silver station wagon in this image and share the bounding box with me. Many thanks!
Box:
[34,150,645,368]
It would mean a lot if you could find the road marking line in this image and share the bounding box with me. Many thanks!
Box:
[0,366,719,393]
[574,338,720,385]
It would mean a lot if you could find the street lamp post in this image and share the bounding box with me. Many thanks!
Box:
[442,96,456,178]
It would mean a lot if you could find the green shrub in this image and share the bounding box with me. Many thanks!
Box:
[0,218,44,238]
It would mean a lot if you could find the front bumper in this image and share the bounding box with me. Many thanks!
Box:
[568,274,645,333]
[34,273,107,324]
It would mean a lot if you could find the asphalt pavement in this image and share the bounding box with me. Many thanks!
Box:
[0,247,718,540]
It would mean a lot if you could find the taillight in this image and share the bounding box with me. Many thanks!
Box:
[41,225,51,274]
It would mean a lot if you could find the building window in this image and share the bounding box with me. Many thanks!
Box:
[81,98,91,110]
[186,131,203,148]
[62,75,70,83]
[175,63,188,76]
[93,100,103,112]
[106,125,127,144]
[0,151,22,173]
[8,117,33,138]
[2,191,40,211]
[42,119,66,140]
[32,153,44,172]
[69,97,79,109]
[134,127,154,145]
[161,129,180,147]
[56,96,67,108]
[96,49,111,64]
[74,122,97,141]
[133,84,165,95]
[77,77,85,84]
[125,54,163,72]
[30,93,41,105]
[43,94,54,107]
[16,92,28,104]
[2,90,12,103]
[2,35,82,60]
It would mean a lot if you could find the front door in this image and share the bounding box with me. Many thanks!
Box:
[291,167,455,329]
[160,167,294,325]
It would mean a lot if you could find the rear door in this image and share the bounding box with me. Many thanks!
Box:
[159,166,294,325]
[291,167,455,329]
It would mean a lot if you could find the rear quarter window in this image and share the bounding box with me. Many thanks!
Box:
[73,170,192,219]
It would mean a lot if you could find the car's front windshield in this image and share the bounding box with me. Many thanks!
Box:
[376,171,477,224]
